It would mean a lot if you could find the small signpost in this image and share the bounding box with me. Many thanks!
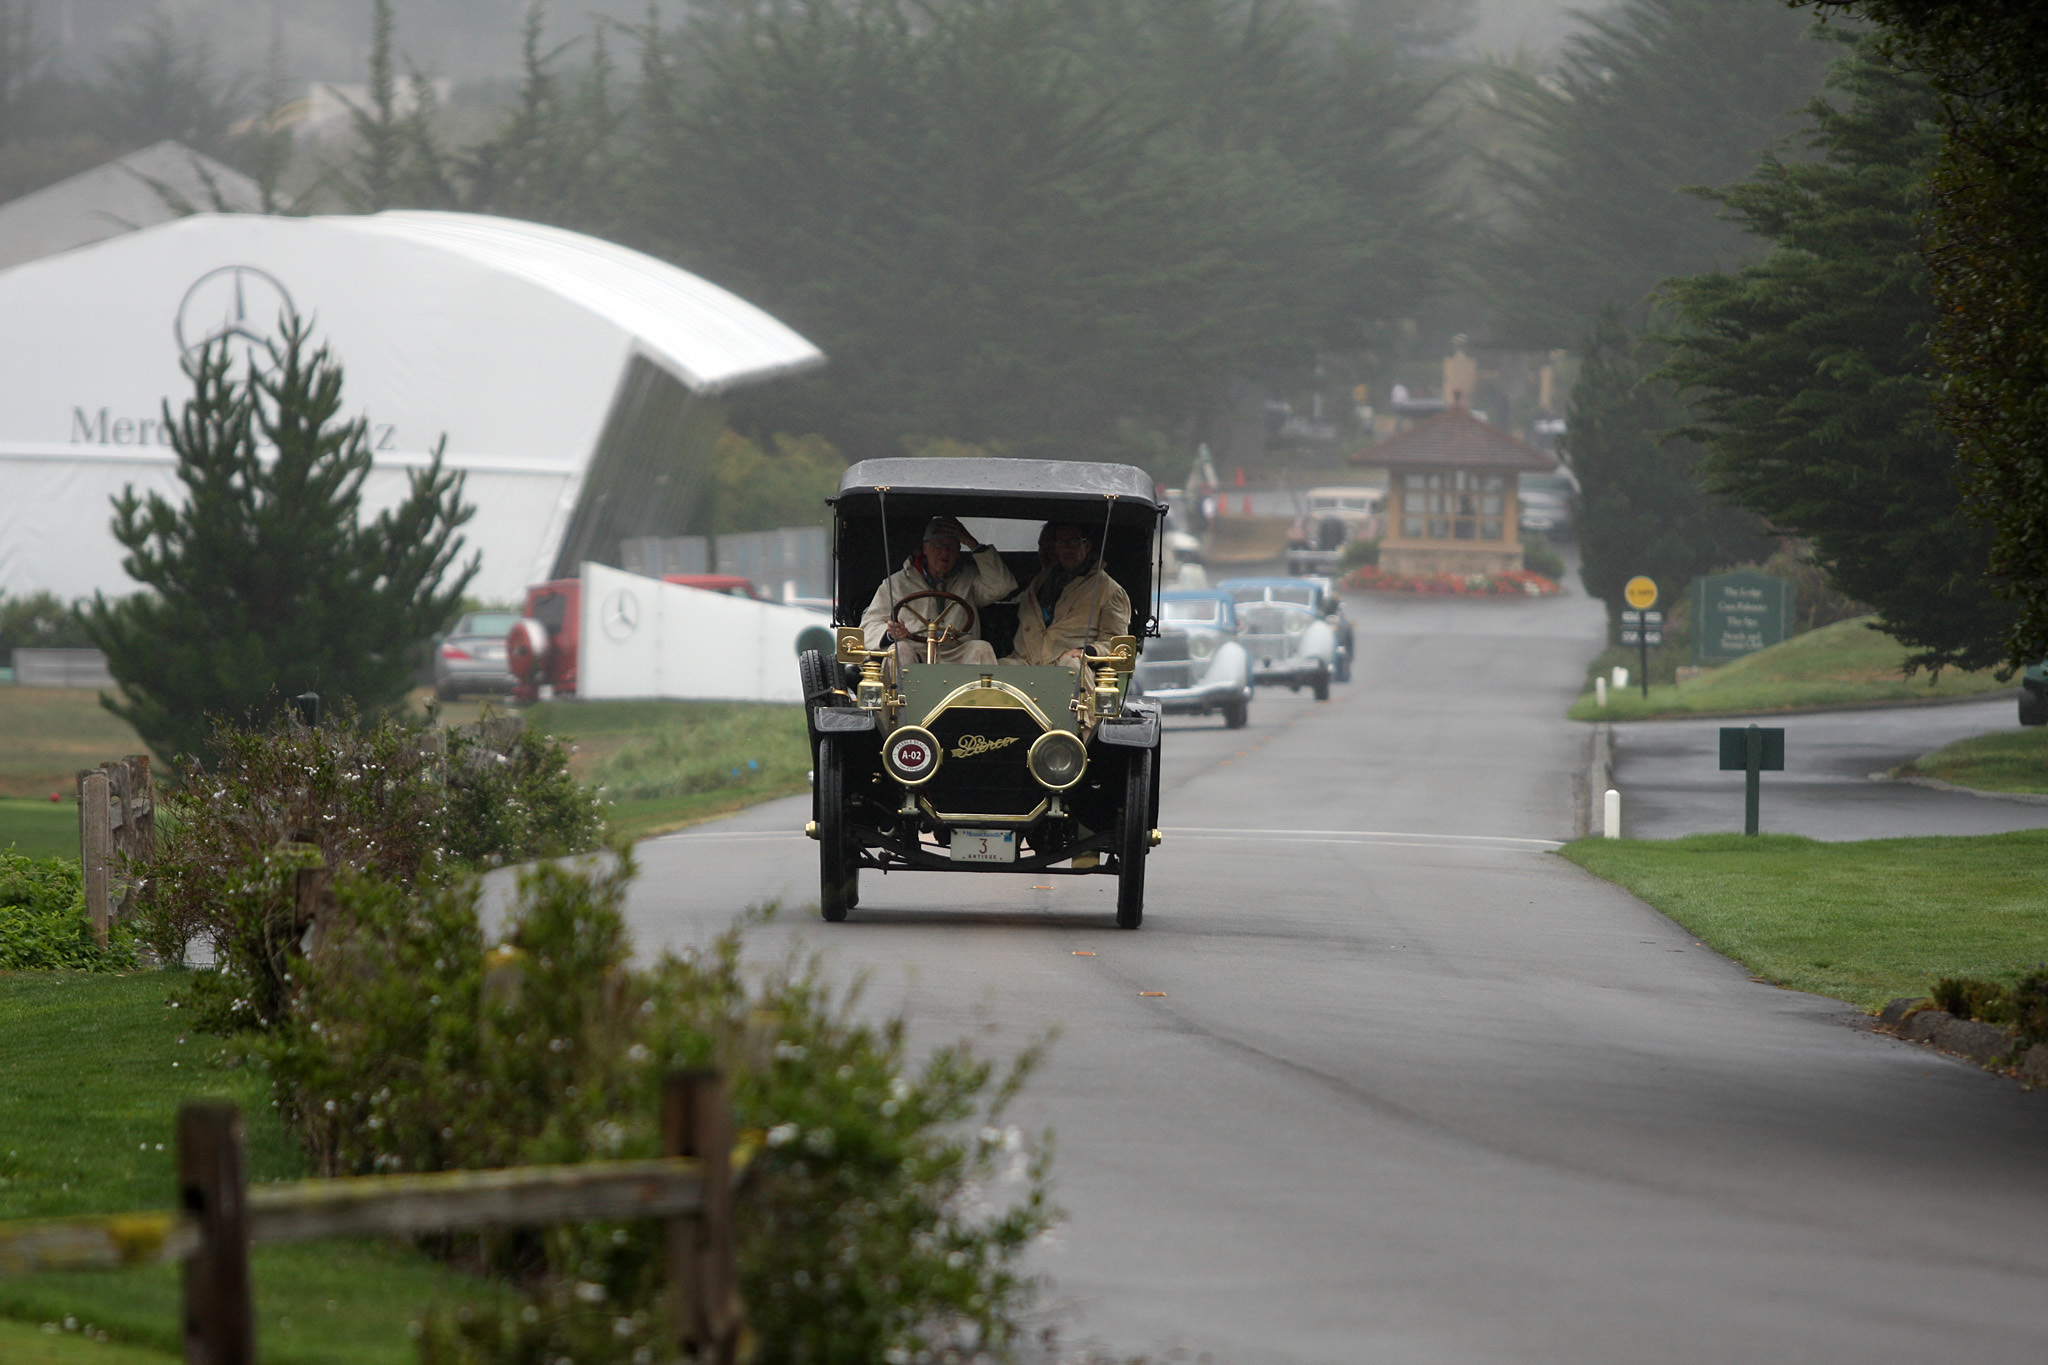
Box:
[1718,724,1785,835]
[1621,576,1658,698]
[1693,570,1791,664]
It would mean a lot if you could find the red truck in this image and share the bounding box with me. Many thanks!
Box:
[506,574,770,702]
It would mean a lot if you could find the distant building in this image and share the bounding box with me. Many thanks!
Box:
[1364,407,1556,578]
[0,141,262,272]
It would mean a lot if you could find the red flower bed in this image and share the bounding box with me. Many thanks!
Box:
[1341,566,1561,597]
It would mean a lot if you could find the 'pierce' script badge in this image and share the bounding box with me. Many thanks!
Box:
[951,734,1019,759]
[889,734,935,777]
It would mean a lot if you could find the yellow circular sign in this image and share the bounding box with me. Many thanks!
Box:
[1624,576,1658,610]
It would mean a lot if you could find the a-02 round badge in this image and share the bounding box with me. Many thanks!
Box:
[886,729,939,784]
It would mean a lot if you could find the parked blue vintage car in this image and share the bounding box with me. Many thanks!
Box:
[1134,590,1254,728]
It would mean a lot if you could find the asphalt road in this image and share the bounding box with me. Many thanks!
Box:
[1613,695,2048,840]
[597,588,2048,1363]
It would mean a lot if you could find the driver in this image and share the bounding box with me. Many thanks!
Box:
[860,515,1018,668]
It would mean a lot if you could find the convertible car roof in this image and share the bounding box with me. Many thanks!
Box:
[834,457,1163,516]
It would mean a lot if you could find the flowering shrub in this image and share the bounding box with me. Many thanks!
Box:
[133,706,602,1031]
[0,853,138,970]
[261,853,1055,1364]
[1341,566,1561,596]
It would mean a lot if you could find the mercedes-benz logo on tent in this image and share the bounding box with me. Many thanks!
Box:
[175,265,295,358]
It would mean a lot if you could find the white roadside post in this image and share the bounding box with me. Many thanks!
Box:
[1595,676,1607,708]
[1603,788,1621,839]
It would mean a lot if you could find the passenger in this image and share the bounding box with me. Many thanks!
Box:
[860,515,1017,669]
[1004,521,1131,666]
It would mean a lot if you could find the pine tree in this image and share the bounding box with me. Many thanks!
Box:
[1475,0,1832,348]
[1659,33,2011,673]
[1800,0,2048,666]
[84,318,477,766]
[1568,309,1771,615]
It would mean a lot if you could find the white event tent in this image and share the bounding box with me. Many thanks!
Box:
[0,210,824,606]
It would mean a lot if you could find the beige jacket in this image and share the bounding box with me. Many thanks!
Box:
[1007,566,1132,664]
[860,545,1018,650]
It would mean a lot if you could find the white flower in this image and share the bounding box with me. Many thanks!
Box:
[574,1281,606,1304]
[766,1123,800,1148]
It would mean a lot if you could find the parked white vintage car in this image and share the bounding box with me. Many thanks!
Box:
[1217,578,1343,701]
[1285,486,1385,575]
[1133,590,1254,728]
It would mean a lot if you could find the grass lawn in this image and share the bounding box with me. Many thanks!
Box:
[1898,726,2048,796]
[0,799,81,859]
[0,689,146,801]
[0,972,505,1363]
[522,698,810,841]
[1559,831,2048,1009]
[1569,617,2012,721]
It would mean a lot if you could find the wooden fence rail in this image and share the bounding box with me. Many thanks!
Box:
[0,1072,743,1365]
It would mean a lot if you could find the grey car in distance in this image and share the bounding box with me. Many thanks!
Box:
[432,610,520,701]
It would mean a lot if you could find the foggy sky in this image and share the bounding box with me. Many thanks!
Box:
[39,0,1595,85]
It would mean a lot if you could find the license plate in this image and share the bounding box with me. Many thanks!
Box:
[950,829,1016,864]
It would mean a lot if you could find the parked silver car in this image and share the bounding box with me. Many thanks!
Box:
[432,610,520,701]
[1217,578,1342,701]
[1134,590,1253,728]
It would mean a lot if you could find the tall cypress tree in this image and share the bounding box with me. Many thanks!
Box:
[1659,33,2011,673]
[84,318,477,766]
[1476,0,1832,349]
[1568,309,1771,615]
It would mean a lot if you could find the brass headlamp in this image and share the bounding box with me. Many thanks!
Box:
[1081,635,1138,720]
[836,627,893,711]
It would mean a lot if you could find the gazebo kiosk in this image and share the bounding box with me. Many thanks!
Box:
[1361,407,1557,577]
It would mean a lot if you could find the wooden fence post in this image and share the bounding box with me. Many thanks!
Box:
[178,1102,252,1365]
[663,1071,739,1365]
[76,770,111,947]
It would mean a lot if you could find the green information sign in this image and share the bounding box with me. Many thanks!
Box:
[1692,570,1791,664]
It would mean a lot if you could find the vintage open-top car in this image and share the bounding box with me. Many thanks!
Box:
[797,458,1167,928]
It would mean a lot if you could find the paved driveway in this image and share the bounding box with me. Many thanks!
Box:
[1611,695,2048,840]
[508,588,2048,1363]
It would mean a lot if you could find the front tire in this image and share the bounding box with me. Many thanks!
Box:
[1222,695,1248,729]
[2021,688,2048,726]
[816,737,857,921]
[1116,748,1152,929]
[1310,664,1331,702]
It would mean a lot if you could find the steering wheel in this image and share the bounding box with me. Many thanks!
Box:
[892,590,977,644]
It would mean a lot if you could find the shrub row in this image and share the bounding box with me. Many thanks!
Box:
[133,707,602,1031]
[1931,970,2048,1048]
[139,709,1058,1363]
[0,853,137,970]
[262,856,1054,1364]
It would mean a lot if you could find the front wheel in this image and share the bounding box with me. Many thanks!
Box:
[1310,665,1331,702]
[2021,689,2048,727]
[1222,696,1248,729]
[1116,748,1152,929]
[816,738,857,921]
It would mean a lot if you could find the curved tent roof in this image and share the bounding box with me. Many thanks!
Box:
[0,211,823,604]
[357,213,822,394]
